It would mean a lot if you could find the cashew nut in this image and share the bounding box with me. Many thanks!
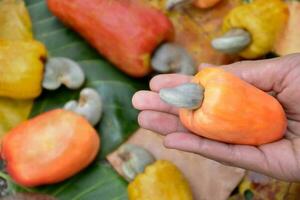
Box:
[64,88,102,126]
[166,0,193,10]
[159,83,204,109]
[151,43,196,75]
[43,57,85,90]
[211,28,252,54]
[117,144,155,182]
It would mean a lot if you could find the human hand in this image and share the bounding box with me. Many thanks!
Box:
[132,53,300,182]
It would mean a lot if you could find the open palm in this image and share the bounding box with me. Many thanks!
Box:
[132,54,300,182]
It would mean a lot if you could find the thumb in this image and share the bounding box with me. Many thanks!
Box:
[198,53,300,93]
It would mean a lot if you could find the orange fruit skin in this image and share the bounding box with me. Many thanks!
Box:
[47,0,174,77]
[179,68,287,145]
[1,109,100,187]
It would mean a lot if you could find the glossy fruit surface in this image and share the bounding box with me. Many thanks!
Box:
[180,68,287,145]
[2,109,100,187]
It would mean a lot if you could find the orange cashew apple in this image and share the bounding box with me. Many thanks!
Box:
[1,109,100,186]
[160,67,287,145]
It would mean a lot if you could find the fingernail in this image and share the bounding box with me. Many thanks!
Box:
[132,91,149,109]
[132,92,141,109]
[137,112,147,127]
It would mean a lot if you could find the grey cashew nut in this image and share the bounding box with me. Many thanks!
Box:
[117,144,155,182]
[64,88,102,126]
[166,0,193,10]
[152,43,196,75]
[211,28,251,54]
[159,83,204,109]
[43,57,85,90]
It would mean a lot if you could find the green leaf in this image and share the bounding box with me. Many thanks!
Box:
[244,189,254,200]
[0,163,128,200]
[0,0,149,199]
[27,0,147,159]
[0,171,34,196]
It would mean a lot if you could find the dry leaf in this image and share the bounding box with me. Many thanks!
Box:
[143,0,242,66]
[107,129,245,200]
[238,171,300,200]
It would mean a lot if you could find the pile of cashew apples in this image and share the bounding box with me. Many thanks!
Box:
[0,0,295,199]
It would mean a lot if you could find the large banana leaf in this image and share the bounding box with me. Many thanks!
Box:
[28,0,146,159]
[0,162,128,200]
[0,0,148,199]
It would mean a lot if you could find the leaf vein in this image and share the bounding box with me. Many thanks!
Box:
[37,28,68,39]
[27,0,44,8]
[50,41,86,53]
[71,177,117,200]
[35,16,56,25]
[88,80,136,91]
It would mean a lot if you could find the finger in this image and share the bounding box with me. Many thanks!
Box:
[138,111,187,135]
[164,132,268,172]
[132,91,178,115]
[149,74,191,92]
[220,54,300,92]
